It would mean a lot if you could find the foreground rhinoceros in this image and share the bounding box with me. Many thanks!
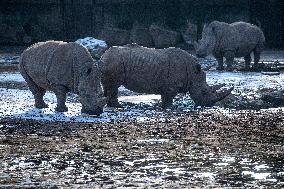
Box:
[100,44,233,108]
[19,41,107,115]
[195,21,265,70]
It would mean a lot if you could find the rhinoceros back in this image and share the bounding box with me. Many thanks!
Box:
[101,46,197,94]
[231,22,265,57]
[20,41,93,91]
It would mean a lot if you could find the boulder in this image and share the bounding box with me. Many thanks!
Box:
[130,22,153,47]
[149,24,181,48]
[0,23,31,45]
[98,27,130,46]
[75,37,108,59]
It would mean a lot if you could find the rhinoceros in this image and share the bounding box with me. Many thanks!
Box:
[100,44,233,108]
[195,21,265,70]
[19,41,107,115]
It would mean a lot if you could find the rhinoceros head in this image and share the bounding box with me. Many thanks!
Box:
[78,61,107,115]
[195,22,219,58]
[189,64,233,106]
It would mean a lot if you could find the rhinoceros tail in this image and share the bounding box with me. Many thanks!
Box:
[19,51,35,88]
[259,31,266,49]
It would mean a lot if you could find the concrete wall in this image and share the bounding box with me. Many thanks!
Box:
[0,0,283,48]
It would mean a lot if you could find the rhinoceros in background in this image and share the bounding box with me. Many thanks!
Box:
[19,41,107,115]
[195,21,265,70]
[100,44,233,108]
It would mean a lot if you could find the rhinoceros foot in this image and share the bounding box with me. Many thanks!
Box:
[107,101,123,108]
[216,65,224,71]
[35,102,49,109]
[55,105,68,112]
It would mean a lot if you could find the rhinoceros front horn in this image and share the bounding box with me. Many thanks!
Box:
[210,84,226,91]
[212,86,234,103]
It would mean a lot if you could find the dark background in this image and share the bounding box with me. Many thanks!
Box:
[0,0,283,48]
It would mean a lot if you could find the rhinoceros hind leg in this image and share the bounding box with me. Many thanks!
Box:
[23,76,48,109]
[104,85,122,108]
[161,93,176,109]
[34,89,48,109]
[244,54,252,69]
[53,85,68,112]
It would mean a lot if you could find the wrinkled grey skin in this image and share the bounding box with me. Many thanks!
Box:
[19,41,107,115]
[100,44,233,108]
[195,21,265,70]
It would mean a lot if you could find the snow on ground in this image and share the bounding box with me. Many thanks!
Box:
[0,55,19,64]
[1,71,283,91]
[207,71,284,90]
[0,72,25,82]
[0,71,283,122]
[0,88,164,123]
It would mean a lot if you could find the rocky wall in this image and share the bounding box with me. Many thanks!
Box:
[0,0,282,48]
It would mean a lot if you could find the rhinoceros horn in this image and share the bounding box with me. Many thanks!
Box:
[211,86,234,103]
[191,85,233,106]
[210,83,226,91]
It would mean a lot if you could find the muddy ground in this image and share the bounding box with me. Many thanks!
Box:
[0,49,284,188]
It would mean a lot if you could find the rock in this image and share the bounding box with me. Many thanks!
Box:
[261,90,284,107]
[98,26,130,46]
[0,24,27,45]
[75,37,108,59]
[130,22,153,47]
[149,24,181,48]
[181,21,197,45]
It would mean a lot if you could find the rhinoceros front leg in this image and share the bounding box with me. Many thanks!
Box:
[104,85,122,108]
[161,92,176,109]
[215,56,224,71]
[224,51,235,71]
[244,54,252,70]
[53,85,68,112]
[253,47,261,68]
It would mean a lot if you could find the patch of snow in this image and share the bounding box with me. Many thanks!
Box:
[0,55,20,64]
[207,71,284,90]
[119,94,160,104]
[242,171,271,180]
[0,72,25,82]
[0,88,165,123]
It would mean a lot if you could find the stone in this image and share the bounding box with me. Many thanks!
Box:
[98,26,130,46]
[130,22,153,47]
[149,24,181,48]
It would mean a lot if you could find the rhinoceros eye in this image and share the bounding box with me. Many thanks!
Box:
[86,68,92,75]
[196,64,201,73]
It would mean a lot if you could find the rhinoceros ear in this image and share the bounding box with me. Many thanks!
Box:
[193,41,199,50]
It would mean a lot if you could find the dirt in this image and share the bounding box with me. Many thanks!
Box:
[0,109,284,188]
